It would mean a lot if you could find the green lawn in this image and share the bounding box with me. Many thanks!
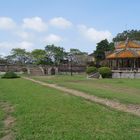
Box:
[32,75,140,104]
[0,78,140,139]
[0,108,5,138]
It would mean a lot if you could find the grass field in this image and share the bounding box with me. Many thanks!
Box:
[32,75,140,104]
[0,78,140,139]
[0,108,5,138]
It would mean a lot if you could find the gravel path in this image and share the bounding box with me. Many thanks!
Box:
[23,77,140,117]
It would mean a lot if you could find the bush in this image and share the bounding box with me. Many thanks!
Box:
[86,66,98,74]
[98,67,112,78]
[1,71,20,79]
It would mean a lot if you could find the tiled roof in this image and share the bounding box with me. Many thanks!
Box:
[117,50,136,58]
[106,40,140,59]
[116,41,140,49]
[116,43,125,49]
[137,51,140,56]
[107,50,140,59]
[106,53,116,59]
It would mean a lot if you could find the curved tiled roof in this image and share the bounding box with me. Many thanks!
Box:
[116,43,125,49]
[107,49,140,59]
[106,40,140,59]
[106,53,116,59]
[117,50,137,58]
[116,41,140,49]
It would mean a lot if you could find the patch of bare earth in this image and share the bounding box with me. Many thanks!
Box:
[0,101,15,140]
[23,77,140,117]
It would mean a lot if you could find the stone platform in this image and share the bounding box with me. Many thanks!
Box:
[112,70,140,79]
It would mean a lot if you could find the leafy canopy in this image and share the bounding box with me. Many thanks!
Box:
[94,39,114,62]
[31,49,48,65]
[8,48,30,64]
[113,30,140,42]
[45,44,67,65]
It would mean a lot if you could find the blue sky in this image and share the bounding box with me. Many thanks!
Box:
[0,0,140,55]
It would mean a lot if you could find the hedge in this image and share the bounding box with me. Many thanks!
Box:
[1,71,20,79]
[86,66,98,74]
[98,67,112,78]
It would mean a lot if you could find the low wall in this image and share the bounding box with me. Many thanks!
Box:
[0,64,86,75]
[112,70,140,79]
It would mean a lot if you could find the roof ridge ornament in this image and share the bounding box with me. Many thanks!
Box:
[125,37,129,50]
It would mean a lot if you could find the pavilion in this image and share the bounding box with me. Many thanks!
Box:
[106,39,140,78]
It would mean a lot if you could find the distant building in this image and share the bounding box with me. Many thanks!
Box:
[106,40,140,78]
[87,53,95,63]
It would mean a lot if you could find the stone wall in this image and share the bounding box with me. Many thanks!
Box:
[58,64,86,73]
[112,70,140,79]
[0,65,60,76]
[0,64,85,76]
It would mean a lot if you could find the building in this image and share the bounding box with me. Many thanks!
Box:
[106,39,140,78]
[87,53,96,66]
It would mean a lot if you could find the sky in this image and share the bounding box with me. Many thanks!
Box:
[0,0,140,56]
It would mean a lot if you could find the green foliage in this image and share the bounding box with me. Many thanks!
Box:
[31,49,46,59]
[8,48,30,64]
[31,49,48,65]
[68,49,88,65]
[1,71,20,79]
[45,44,67,65]
[113,30,140,42]
[94,39,115,63]
[0,56,7,64]
[98,67,112,78]
[86,66,98,74]
[70,48,82,55]
[70,48,87,55]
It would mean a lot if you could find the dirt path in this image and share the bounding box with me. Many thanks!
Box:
[23,77,140,117]
[0,101,15,140]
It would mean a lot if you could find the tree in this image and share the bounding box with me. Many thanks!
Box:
[70,48,87,55]
[66,49,88,76]
[94,39,114,64]
[113,30,140,42]
[69,48,88,65]
[31,49,47,65]
[45,44,66,65]
[9,48,29,64]
[0,55,7,64]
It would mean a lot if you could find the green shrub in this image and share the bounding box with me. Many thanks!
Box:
[1,71,20,79]
[98,67,112,78]
[86,66,98,74]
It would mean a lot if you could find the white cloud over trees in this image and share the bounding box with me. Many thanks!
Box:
[0,41,34,51]
[22,17,48,32]
[0,17,16,30]
[49,17,72,29]
[43,34,63,44]
[0,16,112,55]
[78,25,112,43]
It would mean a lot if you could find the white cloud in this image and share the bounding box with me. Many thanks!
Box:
[0,52,6,57]
[15,31,34,40]
[43,34,63,44]
[78,25,112,42]
[18,41,34,50]
[22,17,47,32]
[0,42,13,49]
[0,17,16,30]
[0,41,34,51]
[49,17,72,29]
